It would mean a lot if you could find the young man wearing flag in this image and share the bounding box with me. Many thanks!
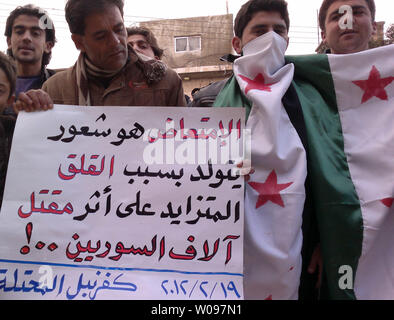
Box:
[292,0,394,300]
[303,0,378,298]
[216,0,394,300]
[283,0,394,299]
[214,0,320,300]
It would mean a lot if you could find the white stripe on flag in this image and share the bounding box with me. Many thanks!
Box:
[328,44,394,299]
[234,32,307,300]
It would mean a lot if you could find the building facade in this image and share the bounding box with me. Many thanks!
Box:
[139,14,234,98]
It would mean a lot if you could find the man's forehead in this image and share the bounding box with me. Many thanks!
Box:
[13,14,42,28]
[83,6,124,34]
[248,11,287,26]
[128,34,147,41]
[327,0,369,13]
[0,70,11,89]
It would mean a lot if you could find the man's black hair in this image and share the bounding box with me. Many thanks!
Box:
[65,0,124,35]
[4,4,56,67]
[234,0,290,38]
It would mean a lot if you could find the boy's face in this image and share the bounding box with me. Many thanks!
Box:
[0,69,14,112]
[321,0,377,54]
[127,34,157,59]
[232,11,289,54]
[7,14,53,66]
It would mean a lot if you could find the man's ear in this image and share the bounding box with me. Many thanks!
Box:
[44,41,54,54]
[6,37,11,49]
[321,30,327,44]
[371,21,377,37]
[71,34,85,52]
[232,36,243,55]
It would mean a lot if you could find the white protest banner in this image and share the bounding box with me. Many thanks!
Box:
[0,105,245,300]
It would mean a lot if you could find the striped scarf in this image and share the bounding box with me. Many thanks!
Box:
[75,53,126,106]
[75,48,167,106]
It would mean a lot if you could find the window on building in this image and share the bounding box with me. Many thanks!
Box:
[175,36,201,52]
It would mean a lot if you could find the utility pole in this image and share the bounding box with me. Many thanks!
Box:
[226,0,229,14]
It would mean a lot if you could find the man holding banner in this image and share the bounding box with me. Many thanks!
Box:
[0,0,247,302]
[14,0,186,112]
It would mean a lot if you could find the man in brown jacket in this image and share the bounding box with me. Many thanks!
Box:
[15,0,186,111]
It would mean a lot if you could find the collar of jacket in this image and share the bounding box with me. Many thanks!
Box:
[40,67,55,83]
[128,44,167,85]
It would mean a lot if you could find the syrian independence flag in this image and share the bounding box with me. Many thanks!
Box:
[286,44,394,300]
[215,32,308,300]
[215,30,394,299]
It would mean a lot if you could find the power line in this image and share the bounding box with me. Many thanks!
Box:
[0,3,318,46]
[0,19,318,42]
[0,3,322,29]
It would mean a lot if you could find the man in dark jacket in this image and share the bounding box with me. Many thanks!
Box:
[3,4,56,116]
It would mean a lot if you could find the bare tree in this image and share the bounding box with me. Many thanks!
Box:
[386,24,394,44]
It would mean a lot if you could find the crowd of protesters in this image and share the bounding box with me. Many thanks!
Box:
[0,0,382,300]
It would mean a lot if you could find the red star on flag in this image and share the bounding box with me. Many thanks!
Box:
[248,170,293,209]
[381,198,394,208]
[352,65,394,104]
[239,73,273,95]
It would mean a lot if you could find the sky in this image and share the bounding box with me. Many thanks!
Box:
[0,0,392,69]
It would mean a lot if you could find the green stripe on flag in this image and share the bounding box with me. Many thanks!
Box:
[213,75,252,120]
[286,54,364,300]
